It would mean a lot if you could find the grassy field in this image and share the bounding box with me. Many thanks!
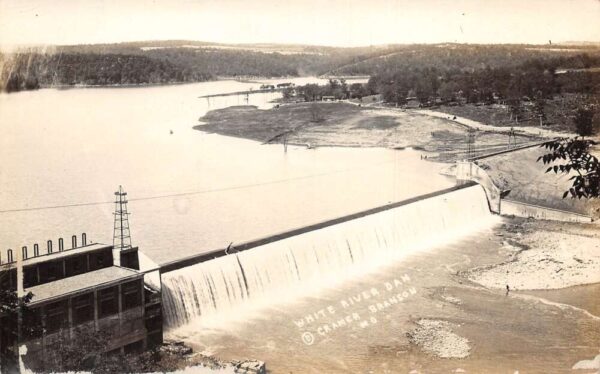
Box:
[196,102,541,161]
[434,93,599,133]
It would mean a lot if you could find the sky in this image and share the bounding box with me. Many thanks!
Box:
[1,0,599,50]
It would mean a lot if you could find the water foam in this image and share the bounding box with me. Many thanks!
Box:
[162,185,499,330]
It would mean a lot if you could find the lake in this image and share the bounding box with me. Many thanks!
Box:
[0,78,453,265]
[3,78,595,374]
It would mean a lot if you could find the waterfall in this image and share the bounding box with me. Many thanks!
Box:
[161,184,497,329]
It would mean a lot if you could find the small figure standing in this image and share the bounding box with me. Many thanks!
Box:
[506,285,510,295]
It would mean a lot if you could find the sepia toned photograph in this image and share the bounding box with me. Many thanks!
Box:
[1,1,600,373]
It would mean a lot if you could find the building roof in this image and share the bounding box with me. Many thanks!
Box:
[26,266,142,305]
[1,243,113,270]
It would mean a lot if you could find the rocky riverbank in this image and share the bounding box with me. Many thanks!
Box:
[467,218,600,290]
[156,340,266,374]
[401,217,600,364]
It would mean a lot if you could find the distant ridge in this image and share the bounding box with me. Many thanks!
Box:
[2,41,599,92]
[557,41,600,46]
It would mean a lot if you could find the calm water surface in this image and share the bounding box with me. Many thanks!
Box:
[0,78,452,264]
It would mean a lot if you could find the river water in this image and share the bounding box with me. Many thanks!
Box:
[3,78,599,373]
[0,77,452,264]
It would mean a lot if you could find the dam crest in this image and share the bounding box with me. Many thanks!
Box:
[161,183,499,330]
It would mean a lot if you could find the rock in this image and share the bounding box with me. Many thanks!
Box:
[441,294,462,305]
[234,360,266,374]
[407,319,471,359]
[160,340,193,356]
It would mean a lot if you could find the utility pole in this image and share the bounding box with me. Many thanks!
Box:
[16,246,24,373]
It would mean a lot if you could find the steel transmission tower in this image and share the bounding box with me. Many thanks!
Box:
[508,127,517,149]
[466,128,476,160]
[113,185,132,252]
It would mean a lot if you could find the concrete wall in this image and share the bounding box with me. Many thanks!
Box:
[455,161,501,213]
[160,182,478,273]
[501,199,593,223]
[454,161,593,223]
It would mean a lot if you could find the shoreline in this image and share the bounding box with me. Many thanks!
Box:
[466,218,600,291]
[195,101,546,162]
[196,100,600,216]
[2,76,277,93]
[192,101,600,368]
[414,217,600,364]
[134,339,266,373]
[3,75,370,94]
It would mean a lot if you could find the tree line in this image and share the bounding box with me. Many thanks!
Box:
[369,54,600,107]
[330,44,600,76]
[0,48,315,92]
[0,53,214,92]
[5,42,599,93]
[287,79,373,102]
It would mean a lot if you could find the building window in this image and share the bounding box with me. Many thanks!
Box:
[121,280,142,310]
[72,293,94,325]
[89,249,112,271]
[97,286,118,318]
[66,255,88,277]
[23,307,43,339]
[1,269,16,290]
[23,267,38,288]
[39,261,64,283]
[45,300,68,333]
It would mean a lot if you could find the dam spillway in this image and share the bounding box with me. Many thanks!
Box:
[161,184,498,329]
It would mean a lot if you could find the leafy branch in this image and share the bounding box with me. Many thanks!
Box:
[538,137,600,199]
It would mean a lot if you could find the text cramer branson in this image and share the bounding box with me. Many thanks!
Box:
[294,274,417,343]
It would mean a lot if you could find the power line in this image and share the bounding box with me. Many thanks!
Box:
[0,160,395,214]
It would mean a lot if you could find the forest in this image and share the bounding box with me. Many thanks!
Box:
[2,41,600,93]
[0,40,382,92]
[369,53,600,105]
[291,54,600,105]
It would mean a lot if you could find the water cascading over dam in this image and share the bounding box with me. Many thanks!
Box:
[162,184,498,329]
